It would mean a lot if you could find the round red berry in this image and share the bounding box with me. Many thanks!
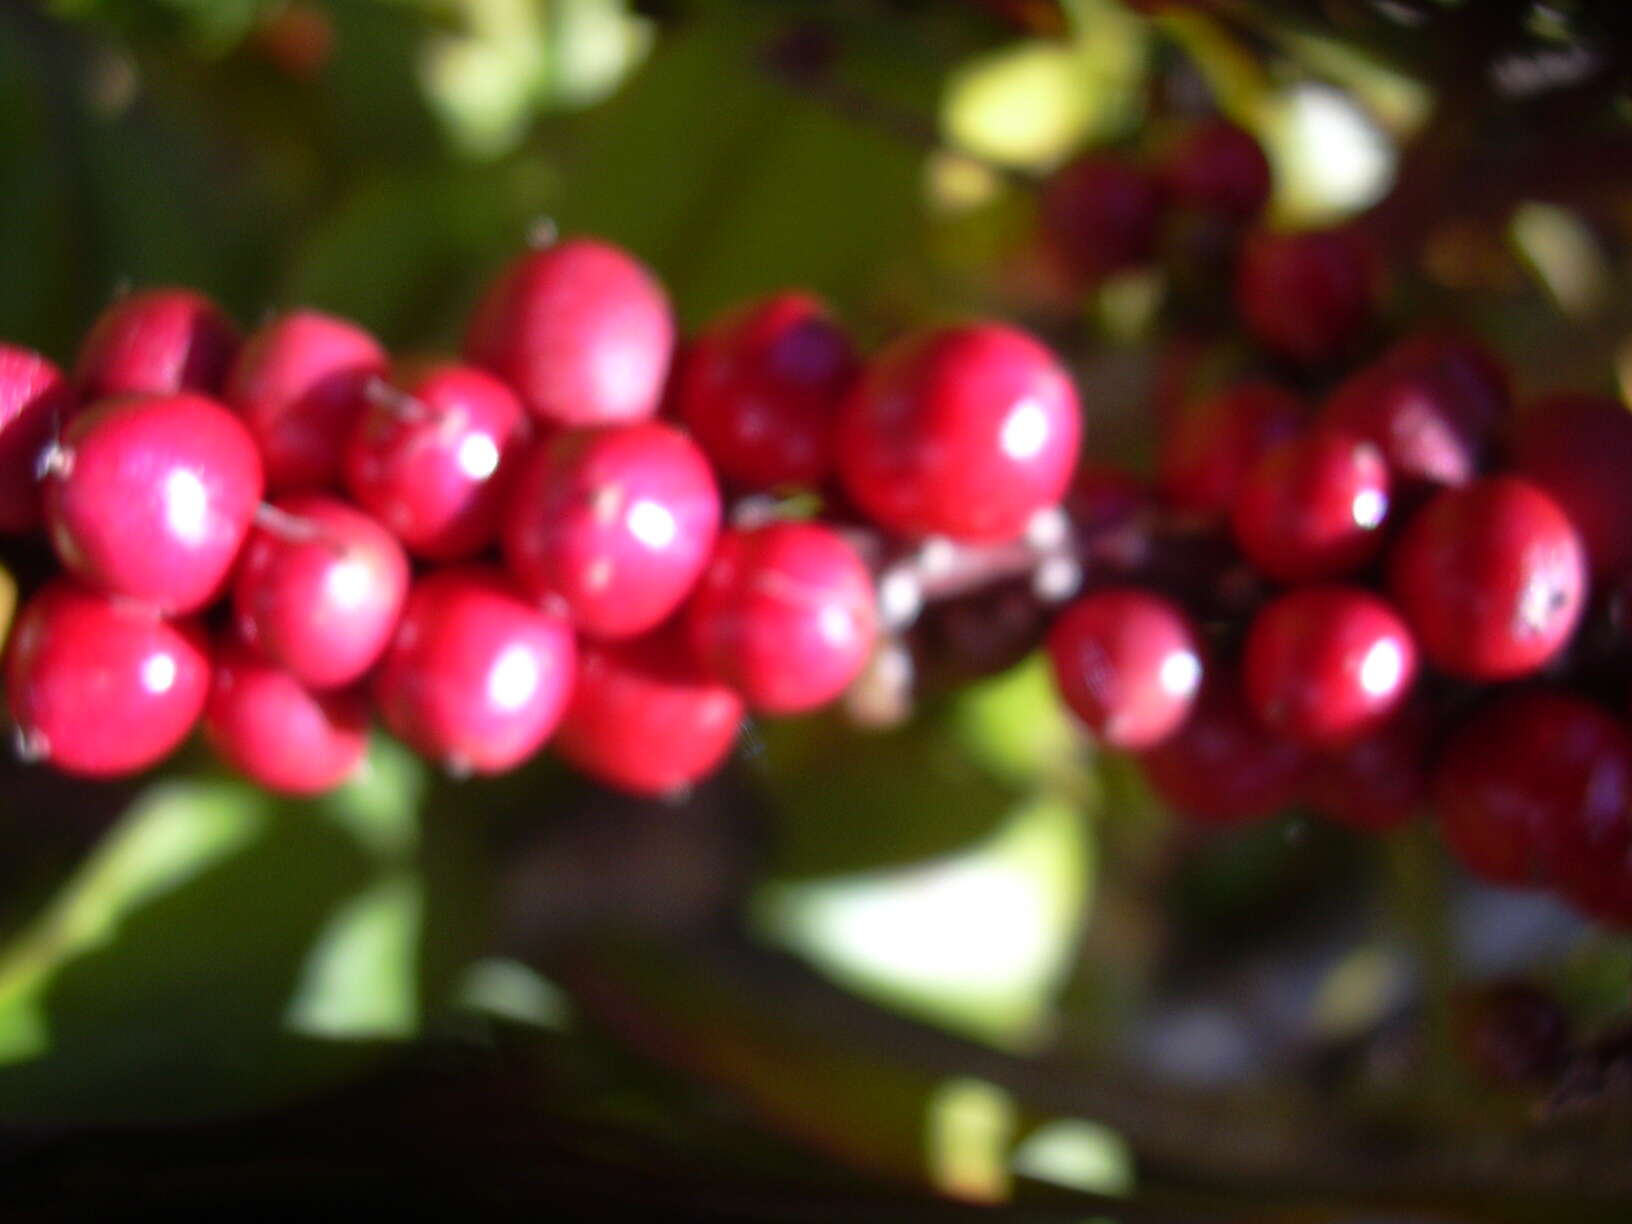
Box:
[686,521,877,714]
[375,567,576,775]
[675,291,857,490]
[228,310,387,492]
[1389,475,1586,680]
[836,323,1081,543]
[74,287,239,401]
[0,345,72,533]
[1305,702,1430,832]
[465,237,674,428]
[234,493,409,689]
[1236,228,1377,366]
[503,422,720,640]
[1158,380,1303,515]
[1047,587,1203,750]
[1321,361,1497,490]
[1231,429,1390,583]
[1161,119,1272,222]
[1382,329,1509,436]
[1511,393,1632,579]
[6,579,210,777]
[1039,154,1167,283]
[1243,586,1416,747]
[43,393,264,614]
[204,640,369,795]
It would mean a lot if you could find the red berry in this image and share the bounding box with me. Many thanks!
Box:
[1321,356,1500,490]
[43,393,264,613]
[5,579,210,777]
[465,237,674,428]
[0,345,72,533]
[375,567,576,774]
[836,323,1081,542]
[686,521,877,714]
[204,640,368,795]
[1305,702,1430,832]
[1046,587,1203,750]
[1231,429,1390,583]
[503,422,721,639]
[1160,119,1272,222]
[1382,329,1509,436]
[553,626,744,797]
[1243,586,1416,747]
[675,291,857,490]
[1236,228,1377,366]
[74,288,239,401]
[1389,476,1586,680]
[344,362,529,561]
[1512,394,1632,579]
[233,493,409,689]
[1039,155,1167,283]
[1158,380,1303,515]
[228,310,387,492]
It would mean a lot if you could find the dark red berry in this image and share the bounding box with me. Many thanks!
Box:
[503,422,721,639]
[1067,463,1154,572]
[1231,429,1390,583]
[0,345,72,533]
[74,288,239,401]
[1382,329,1509,436]
[1243,586,1416,747]
[553,626,744,797]
[836,323,1081,542]
[1039,154,1167,283]
[675,291,857,490]
[465,237,674,428]
[228,310,387,492]
[1236,228,1377,366]
[686,521,877,714]
[43,393,264,613]
[375,567,576,774]
[1160,119,1272,222]
[1046,587,1203,750]
[234,493,409,689]
[1321,360,1497,490]
[1389,475,1586,680]
[205,640,368,795]
[1305,702,1430,832]
[6,579,210,777]
[1158,380,1303,515]
[344,362,529,561]
[1512,394,1632,579]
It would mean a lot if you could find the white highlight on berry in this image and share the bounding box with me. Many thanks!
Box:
[1351,487,1387,530]
[817,602,857,646]
[1032,555,1081,603]
[626,498,677,550]
[163,469,210,544]
[325,557,373,610]
[487,643,541,712]
[1159,650,1203,700]
[877,566,923,630]
[1024,505,1070,551]
[141,653,178,695]
[1000,398,1050,461]
[1358,637,1406,697]
[457,433,501,481]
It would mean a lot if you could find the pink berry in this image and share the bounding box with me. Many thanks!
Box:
[1389,475,1586,680]
[43,393,264,613]
[1305,702,1430,832]
[465,237,674,428]
[1161,119,1272,222]
[0,345,73,533]
[233,493,409,689]
[1046,587,1204,750]
[1158,380,1303,515]
[374,567,576,774]
[686,521,877,714]
[74,287,239,401]
[6,579,210,777]
[1512,393,1632,579]
[553,626,744,797]
[1236,228,1378,366]
[227,310,387,492]
[1243,586,1417,747]
[344,362,529,561]
[503,422,720,640]
[675,291,857,490]
[836,323,1081,543]
[1231,429,1390,583]
[1039,155,1167,283]
[204,640,369,795]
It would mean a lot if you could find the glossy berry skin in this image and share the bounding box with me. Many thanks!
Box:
[204,641,368,795]
[1158,381,1303,515]
[675,291,857,490]
[5,580,210,778]
[74,288,240,402]
[1383,330,1509,437]
[1235,228,1377,366]
[465,237,674,428]
[1046,587,1203,750]
[374,568,576,774]
[1389,476,1586,680]
[1039,155,1167,283]
[503,422,721,640]
[836,323,1081,543]
[0,345,72,533]
[1161,119,1272,222]
[1243,587,1416,748]
[228,310,387,492]
[686,521,877,714]
[1512,394,1632,579]
[43,393,264,614]
[1305,703,1429,832]
[344,362,528,561]
[234,493,409,689]
[553,627,744,797]
[1231,429,1390,583]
